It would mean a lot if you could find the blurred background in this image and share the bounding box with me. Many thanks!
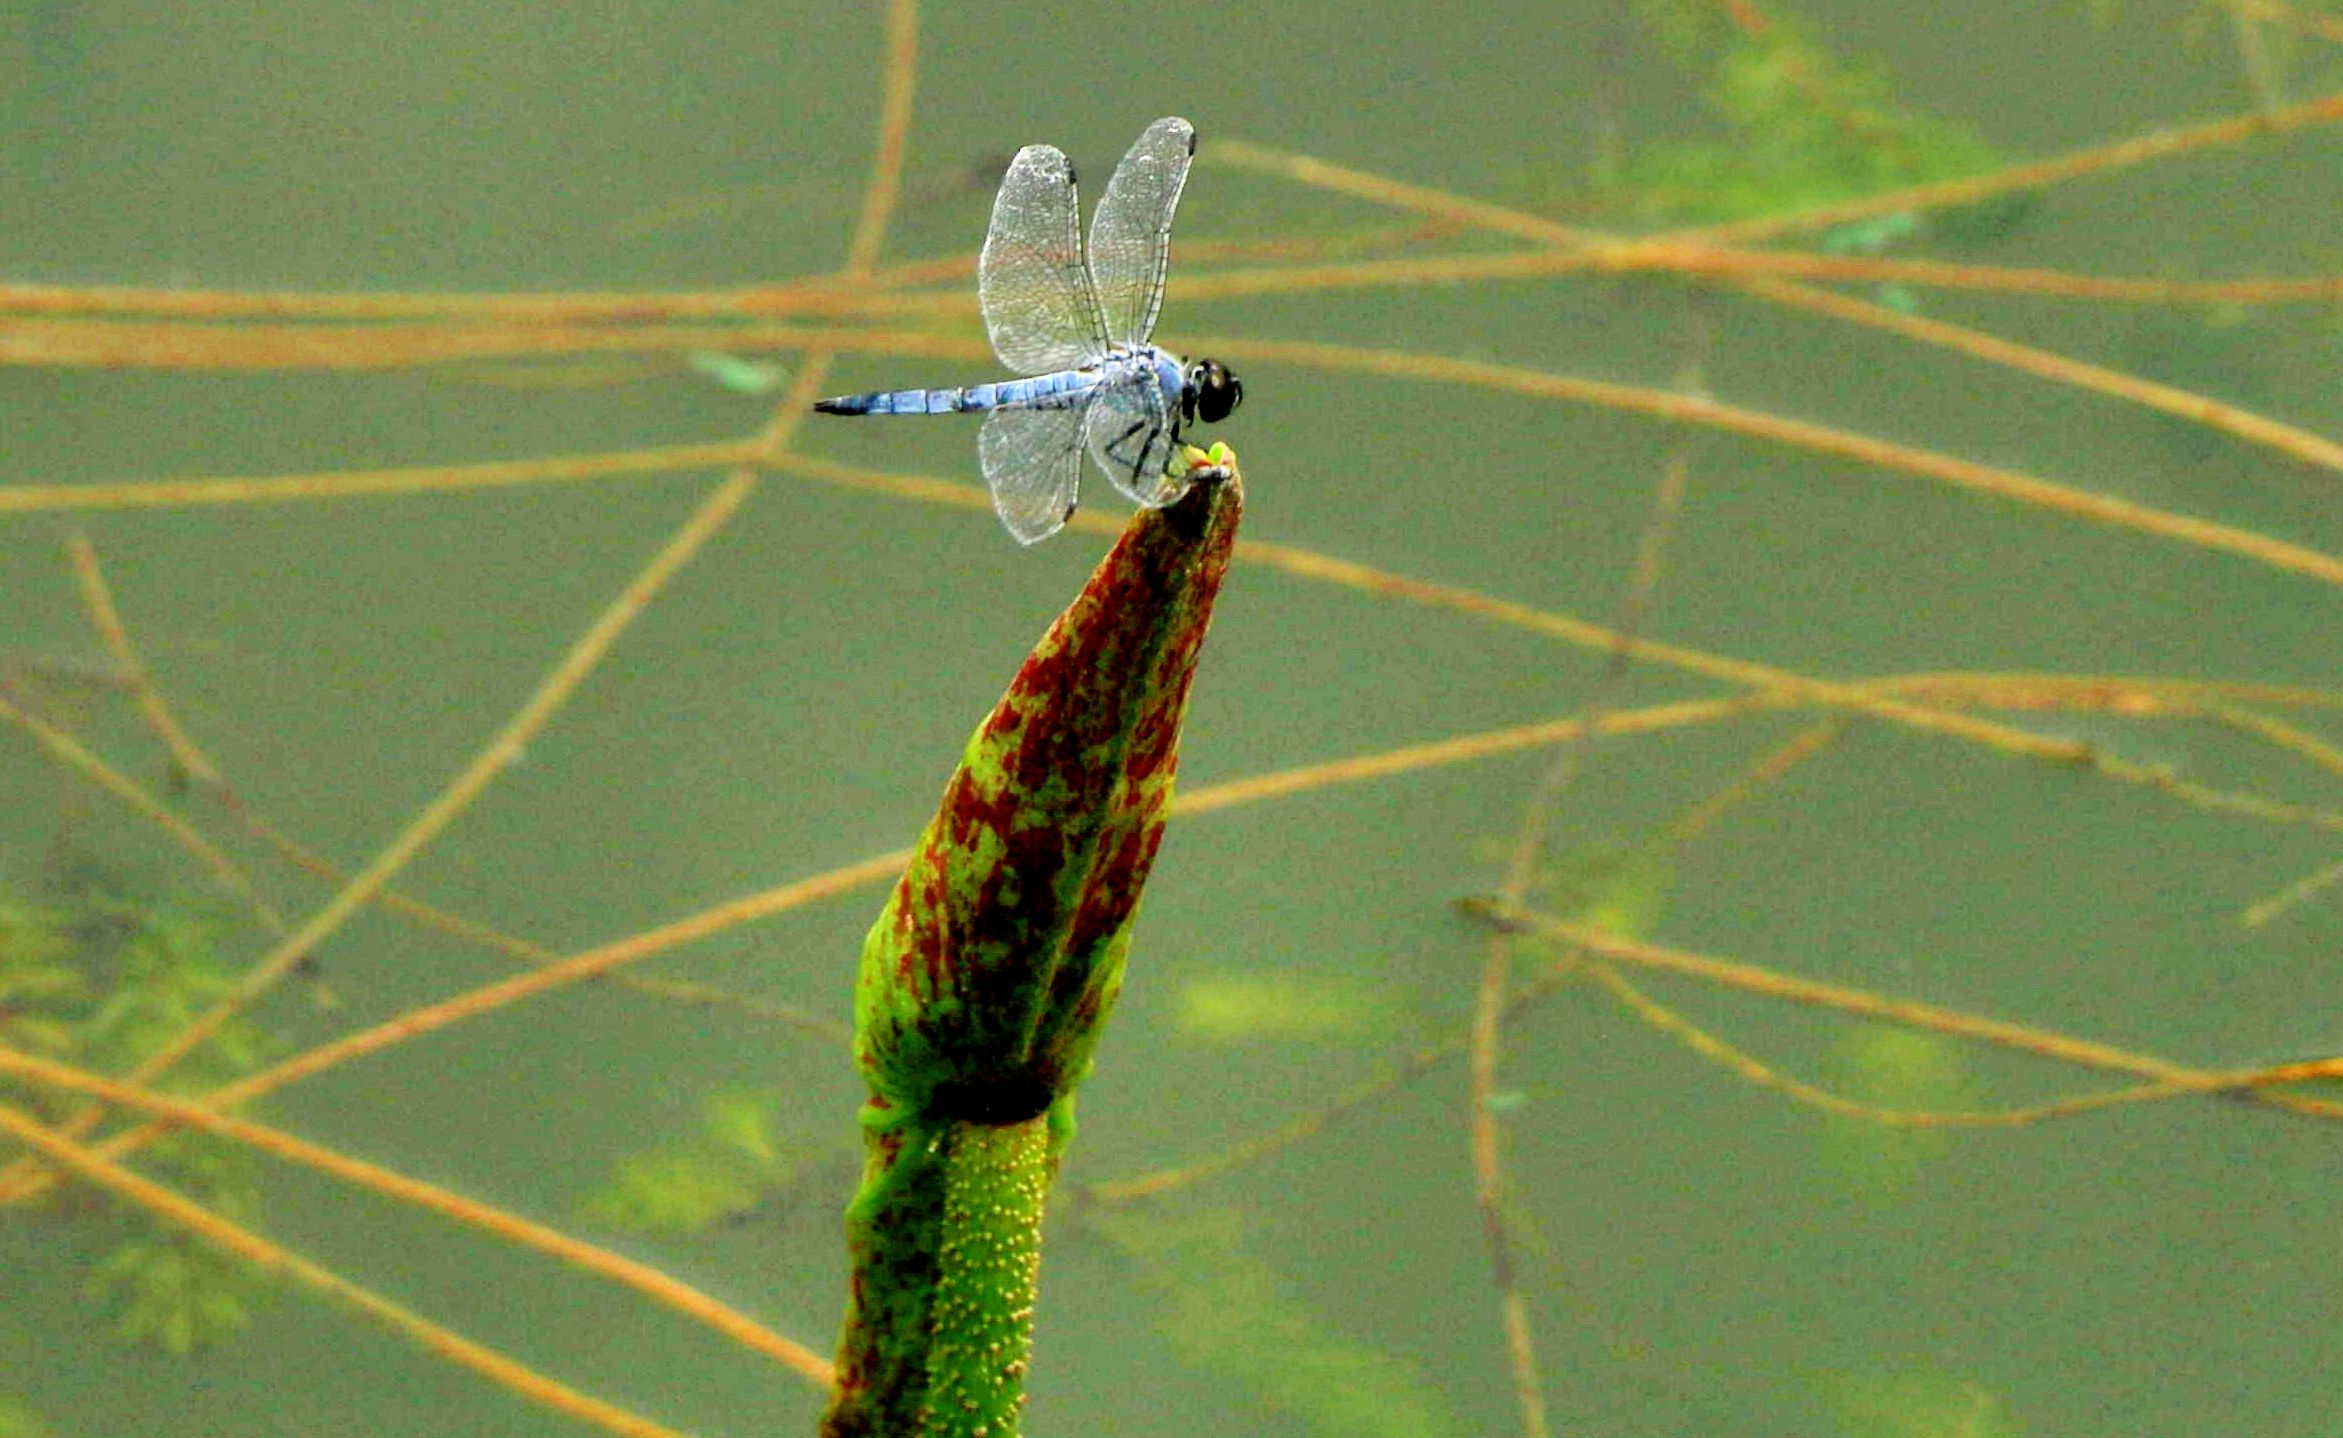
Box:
[2,2,2341,1434]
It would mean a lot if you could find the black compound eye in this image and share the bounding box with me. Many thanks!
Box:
[1193,359,1242,424]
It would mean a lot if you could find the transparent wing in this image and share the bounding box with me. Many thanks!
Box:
[1087,117,1195,347]
[979,145,1111,374]
[979,402,1089,545]
[1084,369,1185,509]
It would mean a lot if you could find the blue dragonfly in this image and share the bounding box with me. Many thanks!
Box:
[815,116,1242,545]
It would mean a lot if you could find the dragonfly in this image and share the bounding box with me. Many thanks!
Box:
[814,116,1243,545]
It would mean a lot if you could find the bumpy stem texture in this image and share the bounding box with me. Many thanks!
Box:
[922,1118,1050,1437]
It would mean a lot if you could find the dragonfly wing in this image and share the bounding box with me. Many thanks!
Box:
[1084,368,1185,509]
[1087,117,1194,347]
[979,402,1089,545]
[979,145,1111,374]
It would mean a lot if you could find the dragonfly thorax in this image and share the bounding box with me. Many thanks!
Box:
[1117,347,1242,434]
[1109,344,1187,411]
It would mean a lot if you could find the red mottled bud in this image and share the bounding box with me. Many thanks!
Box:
[855,457,1242,1129]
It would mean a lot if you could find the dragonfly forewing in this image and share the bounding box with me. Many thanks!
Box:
[1086,117,1194,348]
[978,145,1111,374]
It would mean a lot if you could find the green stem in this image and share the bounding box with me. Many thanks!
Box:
[924,1118,1050,1437]
[819,1115,1053,1438]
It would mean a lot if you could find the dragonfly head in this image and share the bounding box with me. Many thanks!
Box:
[1184,358,1243,425]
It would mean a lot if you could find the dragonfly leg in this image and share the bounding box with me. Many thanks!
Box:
[1102,418,1166,478]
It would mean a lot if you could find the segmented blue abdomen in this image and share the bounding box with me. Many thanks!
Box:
[813,369,1097,416]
